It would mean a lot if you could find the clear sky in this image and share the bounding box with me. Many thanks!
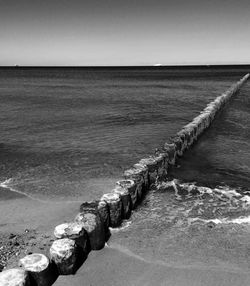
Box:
[0,0,249,66]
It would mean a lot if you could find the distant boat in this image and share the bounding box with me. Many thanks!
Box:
[14,64,20,67]
[153,64,163,67]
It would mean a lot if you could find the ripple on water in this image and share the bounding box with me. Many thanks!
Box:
[109,179,250,270]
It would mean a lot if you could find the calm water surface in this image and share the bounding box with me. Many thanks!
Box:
[0,66,249,204]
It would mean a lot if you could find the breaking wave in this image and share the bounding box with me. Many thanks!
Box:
[155,179,250,225]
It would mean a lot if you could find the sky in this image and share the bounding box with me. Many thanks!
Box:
[0,0,250,66]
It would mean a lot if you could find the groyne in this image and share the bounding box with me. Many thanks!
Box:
[1,73,249,286]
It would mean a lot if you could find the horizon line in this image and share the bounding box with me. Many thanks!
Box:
[1,63,250,68]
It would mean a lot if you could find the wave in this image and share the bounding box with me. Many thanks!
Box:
[0,178,80,204]
[0,178,46,202]
[109,220,132,233]
[190,215,250,225]
[156,179,250,225]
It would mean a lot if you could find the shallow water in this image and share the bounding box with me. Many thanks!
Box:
[0,66,249,202]
[109,77,250,270]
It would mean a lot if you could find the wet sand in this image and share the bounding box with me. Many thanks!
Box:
[53,192,250,286]
[2,182,250,286]
[54,243,250,286]
[0,176,119,233]
[0,196,80,233]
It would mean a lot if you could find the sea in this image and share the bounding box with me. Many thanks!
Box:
[1,66,250,270]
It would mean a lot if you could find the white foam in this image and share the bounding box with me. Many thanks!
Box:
[179,182,213,195]
[110,220,132,233]
[240,195,250,205]
[190,215,250,225]
[190,218,222,224]
[214,187,241,198]
[175,181,243,201]
[159,179,250,225]
[230,216,250,224]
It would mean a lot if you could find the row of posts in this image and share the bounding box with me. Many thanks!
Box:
[0,73,249,286]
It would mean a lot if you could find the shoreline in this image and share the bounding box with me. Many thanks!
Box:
[0,176,119,270]
[0,196,80,270]
[54,226,250,286]
[0,74,249,285]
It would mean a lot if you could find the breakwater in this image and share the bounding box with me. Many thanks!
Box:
[0,73,249,286]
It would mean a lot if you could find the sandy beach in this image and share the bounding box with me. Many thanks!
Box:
[54,232,250,286]
[0,176,119,270]
[0,191,80,270]
[52,217,250,286]
[3,194,250,285]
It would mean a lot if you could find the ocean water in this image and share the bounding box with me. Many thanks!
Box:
[106,67,250,272]
[1,66,250,270]
[0,66,249,204]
